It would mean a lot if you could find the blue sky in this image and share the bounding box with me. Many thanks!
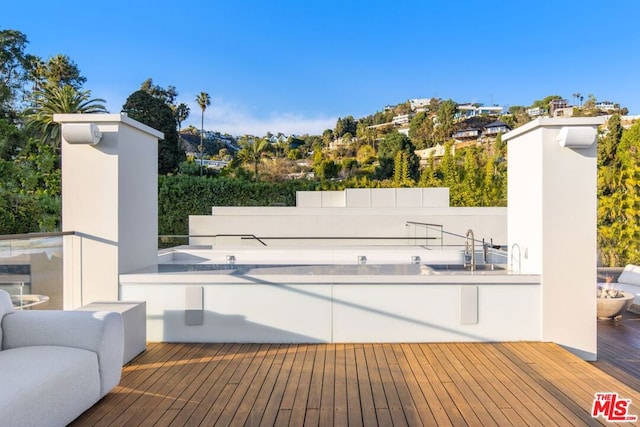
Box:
[3,0,639,136]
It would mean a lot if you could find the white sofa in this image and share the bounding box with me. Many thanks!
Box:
[0,290,124,427]
[613,264,640,314]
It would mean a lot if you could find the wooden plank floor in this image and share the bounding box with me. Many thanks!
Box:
[71,328,640,427]
[593,311,640,391]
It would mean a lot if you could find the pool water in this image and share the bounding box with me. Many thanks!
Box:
[157,263,425,275]
[156,263,508,275]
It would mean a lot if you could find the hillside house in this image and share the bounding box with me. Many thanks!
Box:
[409,98,432,112]
[453,128,481,140]
[527,107,546,117]
[456,104,504,119]
[595,101,616,111]
[484,120,511,136]
[549,99,569,116]
[392,113,413,126]
[414,143,453,166]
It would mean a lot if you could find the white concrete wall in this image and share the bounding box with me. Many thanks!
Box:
[345,188,371,207]
[118,123,158,274]
[332,284,540,342]
[296,191,322,207]
[296,188,450,208]
[120,279,541,343]
[56,114,162,307]
[506,124,543,274]
[396,188,423,207]
[371,188,397,207]
[193,187,503,248]
[320,191,345,207]
[504,117,604,360]
[190,206,507,248]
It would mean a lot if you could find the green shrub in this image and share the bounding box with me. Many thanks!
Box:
[158,176,317,235]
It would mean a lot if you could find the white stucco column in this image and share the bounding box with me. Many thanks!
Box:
[504,117,604,360]
[55,113,163,308]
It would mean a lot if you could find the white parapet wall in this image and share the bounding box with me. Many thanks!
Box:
[297,188,450,208]
[504,117,604,360]
[190,187,507,248]
[120,270,541,343]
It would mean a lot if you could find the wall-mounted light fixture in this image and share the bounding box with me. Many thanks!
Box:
[62,123,103,145]
[557,126,596,148]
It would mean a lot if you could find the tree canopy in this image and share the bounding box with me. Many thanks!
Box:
[435,99,457,144]
[409,111,435,149]
[141,78,178,105]
[376,131,419,182]
[0,29,34,119]
[334,116,356,138]
[123,89,184,175]
[34,54,86,90]
[25,84,107,146]
[235,136,270,182]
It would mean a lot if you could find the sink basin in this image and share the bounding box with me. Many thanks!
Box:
[426,264,506,272]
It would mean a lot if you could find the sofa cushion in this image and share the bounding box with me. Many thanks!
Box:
[618,264,640,286]
[0,345,101,427]
[0,290,14,347]
[2,310,123,397]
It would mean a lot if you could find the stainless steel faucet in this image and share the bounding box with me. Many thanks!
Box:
[465,229,475,271]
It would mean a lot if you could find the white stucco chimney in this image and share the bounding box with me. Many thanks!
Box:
[504,117,604,360]
[55,113,163,308]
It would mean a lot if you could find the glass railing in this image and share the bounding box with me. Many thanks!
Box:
[0,228,512,312]
[405,221,444,247]
[173,230,448,248]
[0,232,67,310]
[158,225,509,252]
[158,227,510,270]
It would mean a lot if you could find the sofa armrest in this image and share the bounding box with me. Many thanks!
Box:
[618,264,640,286]
[2,310,124,397]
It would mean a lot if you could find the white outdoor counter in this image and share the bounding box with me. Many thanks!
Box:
[120,267,541,344]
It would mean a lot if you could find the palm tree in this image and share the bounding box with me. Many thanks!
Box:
[237,137,270,182]
[43,54,86,89]
[26,56,46,92]
[174,102,190,151]
[195,92,211,176]
[25,83,107,147]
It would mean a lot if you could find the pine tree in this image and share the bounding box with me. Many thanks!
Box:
[393,151,403,184]
[460,148,481,206]
[439,142,460,203]
[419,153,441,187]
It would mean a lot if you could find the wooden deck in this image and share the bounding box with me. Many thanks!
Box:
[72,319,640,427]
[593,311,640,391]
